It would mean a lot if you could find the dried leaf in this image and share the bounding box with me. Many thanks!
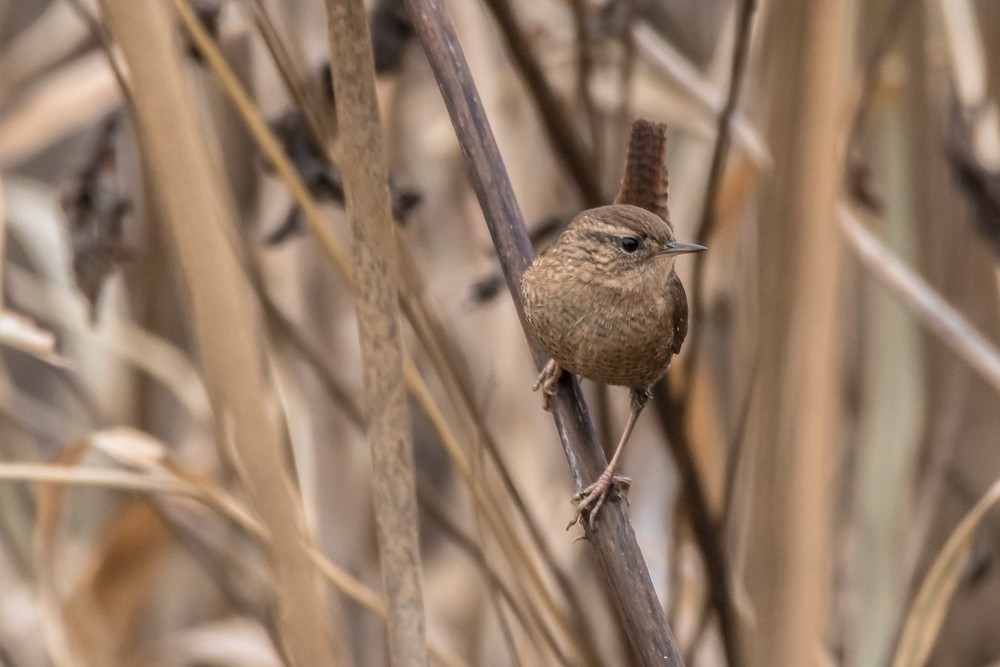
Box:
[169,617,282,667]
[61,114,132,315]
[88,427,168,471]
[891,478,1000,667]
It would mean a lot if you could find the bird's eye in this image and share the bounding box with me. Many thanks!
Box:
[620,237,640,253]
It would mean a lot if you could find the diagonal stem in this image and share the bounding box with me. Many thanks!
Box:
[402,0,685,664]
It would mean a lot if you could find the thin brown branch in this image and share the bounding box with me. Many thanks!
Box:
[402,1,685,664]
[693,0,758,247]
[685,0,758,377]
[569,0,604,176]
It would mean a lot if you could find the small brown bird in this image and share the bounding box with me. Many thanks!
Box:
[521,203,705,528]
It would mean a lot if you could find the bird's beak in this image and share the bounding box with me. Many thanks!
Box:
[659,241,707,256]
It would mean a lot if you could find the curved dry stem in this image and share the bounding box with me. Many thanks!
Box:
[840,206,1000,391]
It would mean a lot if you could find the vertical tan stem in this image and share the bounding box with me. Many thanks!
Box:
[747,0,852,665]
[323,1,428,666]
[99,1,343,664]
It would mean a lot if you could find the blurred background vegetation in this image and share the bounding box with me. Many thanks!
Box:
[1,0,1000,665]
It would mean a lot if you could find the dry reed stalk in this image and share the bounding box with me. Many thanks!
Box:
[98,1,344,664]
[745,0,851,665]
[322,0,427,665]
[402,0,685,664]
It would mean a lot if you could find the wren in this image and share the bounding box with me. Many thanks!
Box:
[521,203,705,529]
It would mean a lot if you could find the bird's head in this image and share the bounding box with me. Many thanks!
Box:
[554,204,705,284]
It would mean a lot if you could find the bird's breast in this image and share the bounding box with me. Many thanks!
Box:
[521,263,676,389]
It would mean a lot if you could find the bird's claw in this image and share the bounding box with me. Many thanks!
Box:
[566,474,631,530]
[532,359,562,411]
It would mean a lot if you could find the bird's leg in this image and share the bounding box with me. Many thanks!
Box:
[568,388,650,530]
[532,358,562,411]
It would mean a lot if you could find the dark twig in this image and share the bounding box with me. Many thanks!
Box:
[685,0,758,376]
[946,105,1000,256]
[481,0,604,206]
[403,0,685,664]
[610,0,638,171]
[692,0,758,248]
[568,0,604,172]
[652,382,740,667]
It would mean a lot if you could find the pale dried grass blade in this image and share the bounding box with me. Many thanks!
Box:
[0,0,93,96]
[0,52,120,166]
[1,462,197,495]
[4,263,211,418]
[891,478,1000,667]
[746,1,851,663]
[0,311,68,367]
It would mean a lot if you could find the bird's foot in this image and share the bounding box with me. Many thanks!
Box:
[567,473,631,530]
[532,359,562,411]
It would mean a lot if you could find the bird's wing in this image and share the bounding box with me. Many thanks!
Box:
[668,270,689,355]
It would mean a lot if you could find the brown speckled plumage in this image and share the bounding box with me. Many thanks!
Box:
[524,120,704,530]
[521,204,690,392]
